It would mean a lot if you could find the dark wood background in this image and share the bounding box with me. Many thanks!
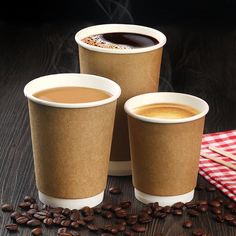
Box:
[1,1,236,235]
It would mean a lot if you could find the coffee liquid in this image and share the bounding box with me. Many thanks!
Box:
[135,103,198,119]
[33,87,111,103]
[82,32,159,49]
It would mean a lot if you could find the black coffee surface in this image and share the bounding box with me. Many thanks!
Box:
[102,32,159,48]
[82,32,159,49]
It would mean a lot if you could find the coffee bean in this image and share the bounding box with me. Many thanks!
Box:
[70,212,80,221]
[148,202,159,209]
[213,197,224,204]
[69,230,80,236]
[81,206,94,216]
[102,224,118,234]
[187,209,200,217]
[101,210,113,219]
[83,215,94,223]
[27,219,41,227]
[211,207,222,215]
[24,196,36,203]
[61,219,71,227]
[58,227,67,234]
[116,223,126,232]
[225,202,236,209]
[125,214,137,225]
[43,217,53,226]
[62,208,71,216]
[139,212,153,223]
[206,186,217,192]
[93,207,102,214]
[49,207,63,214]
[172,202,185,209]
[54,213,66,219]
[53,217,63,225]
[58,233,73,236]
[27,209,38,215]
[102,203,113,211]
[224,213,235,222]
[185,202,197,209]
[19,201,31,210]
[10,211,21,220]
[16,216,29,224]
[153,211,167,219]
[124,229,135,236]
[112,205,122,212]
[87,224,99,232]
[173,209,183,216]
[120,201,131,209]
[132,224,146,232]
[71,209,80,214]
[5,223,18,232]
[109,186,122,195]
[141,206,153,215]
[77,220,87,227]
[1,203,14,212]
[115,209,127,218]
[34,214,47,221]
[209,200,221,208]
[31,227,42,235]
[70,221,79,229]
[22,212,33,220]
[30,204,39,210]
[114,218,127,226]
[162,206,173,214]
[229,219,236,226]
[192,228,206,235]
[197,200,208,206]
[182,220,193,228]
[215,215,224,223]
[197,205,208,213]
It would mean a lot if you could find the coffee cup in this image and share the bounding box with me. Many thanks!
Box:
[124,92,209,206]
[24,73,121,209]
[75,24,167,176]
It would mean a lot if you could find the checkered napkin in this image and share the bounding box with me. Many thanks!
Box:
[199,130,236,202]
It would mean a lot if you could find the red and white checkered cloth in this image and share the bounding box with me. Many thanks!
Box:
[199,130,236,202]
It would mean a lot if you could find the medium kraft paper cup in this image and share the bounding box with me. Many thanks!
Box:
[124,92,209,206]
[24,73,121,209]
[75,24,167,176]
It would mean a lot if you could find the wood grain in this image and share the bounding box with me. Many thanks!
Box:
[0,21,236,235]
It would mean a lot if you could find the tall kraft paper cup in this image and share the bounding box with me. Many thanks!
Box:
[24,73,121,209]
[75,24,167,176]
[124,92,209,206]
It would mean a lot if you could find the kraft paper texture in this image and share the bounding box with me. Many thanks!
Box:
[128,116,205,196]
[79,47,163,162]
[28,100,116,199]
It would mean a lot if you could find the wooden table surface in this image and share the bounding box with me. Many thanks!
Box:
[0,21,236,236]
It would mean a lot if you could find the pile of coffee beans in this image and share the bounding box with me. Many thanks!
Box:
[1,185,236,235]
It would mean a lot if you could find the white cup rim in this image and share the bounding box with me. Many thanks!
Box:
[75,24,167,54]
[24,73,121,108]
[124,92,209,124]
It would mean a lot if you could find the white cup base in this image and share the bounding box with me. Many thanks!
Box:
[38,191,104,209]
[135,188,194,206]
[108,161,132,176]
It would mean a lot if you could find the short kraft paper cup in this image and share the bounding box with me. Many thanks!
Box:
[124,92,209,206]
[24,73,121,209]
[75,24,167,176]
